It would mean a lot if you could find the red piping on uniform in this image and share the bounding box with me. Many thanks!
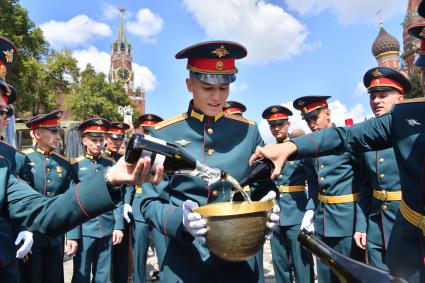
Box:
[75,183,90,218]
[306,135,322,234]
[163,207,176,235]
[43,157,47,196]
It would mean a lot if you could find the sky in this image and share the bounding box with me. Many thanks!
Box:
[20,0,408,143]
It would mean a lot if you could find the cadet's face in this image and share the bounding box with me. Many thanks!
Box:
[305,108,331,132]
[106,135,124,152]
[0,96,9,131]
[186,77,230,116]
[269,120,290,142]
[82,135,104,155]
[369,90,403,117]
[33,128,61,150]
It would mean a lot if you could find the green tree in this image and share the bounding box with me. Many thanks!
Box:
[65,64,133,121]
[406,73,425,99]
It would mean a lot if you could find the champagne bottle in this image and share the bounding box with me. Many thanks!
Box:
[125,133,227,185]
[298,230,408,283]
[238,158,277,201]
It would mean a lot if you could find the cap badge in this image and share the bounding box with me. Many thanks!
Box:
[420,28,425,38]
[117,124,124,128]
[373,79,380,86]
[372,69,382,78]
[298,100,305,107]
[3,49,14,63]
[215,61,224,71]
[56,166,62,173]
[95,120,103,125]
[212,45,229,58]
[271,107,278,113]
[224,102,230,108]
[147,114,153,120]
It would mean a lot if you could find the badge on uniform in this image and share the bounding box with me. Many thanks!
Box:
[56,166,63,178]
[80,167,88,171]
[175,139,191,147]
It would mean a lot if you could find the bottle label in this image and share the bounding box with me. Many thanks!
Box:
[139,134,166,173]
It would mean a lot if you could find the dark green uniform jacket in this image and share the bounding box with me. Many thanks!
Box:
[67,154,124,240]
[291,98,425,282]
[141,104,266,283]
[21,146,75,248]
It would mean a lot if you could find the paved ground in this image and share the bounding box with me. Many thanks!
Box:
[64,240,276,283]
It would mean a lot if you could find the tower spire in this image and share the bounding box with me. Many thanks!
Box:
[116,8,129,44]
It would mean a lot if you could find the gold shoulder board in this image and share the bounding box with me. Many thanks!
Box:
[22,148,35,155]
[224,113,256,125]
[396,97,425,105]
[155,113,188,130]
[71,156,85,165]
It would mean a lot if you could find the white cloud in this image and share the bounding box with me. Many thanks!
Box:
[40,15,112,49]
[132,63,158,92]
[101,2,120,20]
[354,81,367,97]
[127,8,164,43]
[285,0,407,25]
[259,100,371,144]
[183,0,311,64]
[230,82,249,92]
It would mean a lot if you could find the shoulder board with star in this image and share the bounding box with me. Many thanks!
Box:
[22,148,35,155]
[52,152,70,162]
[100,155,115,163]
[396,97,425,105]
[71,156,85,165]
[154,113,188,130]
[223,113,256,125]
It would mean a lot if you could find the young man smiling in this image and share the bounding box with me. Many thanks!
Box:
[140,41,280,283]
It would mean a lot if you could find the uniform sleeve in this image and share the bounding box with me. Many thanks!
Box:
[355,154,372,233]
[292,113,393,159]
[113,204,125,230]
[140,178,192,243]
[4,164,120,237]
[123,185,135,205]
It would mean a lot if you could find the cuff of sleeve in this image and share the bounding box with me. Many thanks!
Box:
[75,173,119,219]
[162,207,191,242]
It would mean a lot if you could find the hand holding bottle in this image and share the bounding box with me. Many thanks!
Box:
[182,200,207,244]
[301,210,315,233]
[260,191,280,239]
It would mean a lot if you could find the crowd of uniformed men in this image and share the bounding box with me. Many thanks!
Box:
[1,2,425,283]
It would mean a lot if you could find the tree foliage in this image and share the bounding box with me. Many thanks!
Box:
[406,73,425,99]
[65,64,133,121]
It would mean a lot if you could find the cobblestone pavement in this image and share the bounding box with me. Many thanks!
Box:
[64,240,276,283]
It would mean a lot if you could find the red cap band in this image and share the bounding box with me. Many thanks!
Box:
[267,113,288,121]
[141,120,159,126]
[30,118,60,129]
[187,58,236,74]
[224,107,242,114]
[302,100,328,114]
[82,125,107,133]
[369,77,404,93]
[108,128,126,134]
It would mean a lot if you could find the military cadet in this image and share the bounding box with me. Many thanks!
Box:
[103,121,132,283]
[67,118,125,283]
[292,96,363,283]
[140,41,280,283]
[352,67,410,270]
[251,93,425,282]
[129,113,164,282]
[0,35,34,283]
[262,105,313,283]
[18,110,75,283]
[222,100,246,116]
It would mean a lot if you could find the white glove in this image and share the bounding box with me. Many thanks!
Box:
[123,204,133,223]
[15,231,33,259]
[301,210,315,233]
[182,200,207,244]
[260,191,280,239]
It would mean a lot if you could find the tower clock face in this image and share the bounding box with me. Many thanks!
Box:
[116,67,132,83]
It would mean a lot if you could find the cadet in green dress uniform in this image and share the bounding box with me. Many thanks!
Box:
[222,100,246,116]
[352,67,410,270]
[19,110,75,283]
[103,121,132,283]
[292,96,363,283]
[0,35,34,283]
[251,92,425,282]
[262,105,313,283]
[67,118,125,283]
[140,41,280,283]
[129,114,164,282]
